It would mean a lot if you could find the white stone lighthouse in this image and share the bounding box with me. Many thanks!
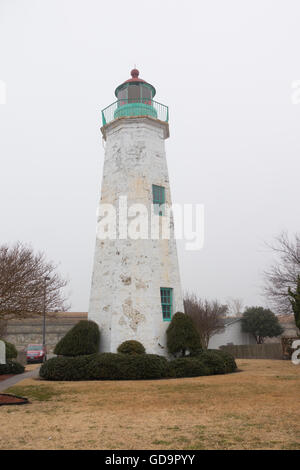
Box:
[88,69,183,356]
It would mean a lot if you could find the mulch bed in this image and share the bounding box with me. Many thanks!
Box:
[0,394,29,406]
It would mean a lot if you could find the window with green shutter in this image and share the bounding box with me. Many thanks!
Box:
[152,185,165,216]
[160,287,173,321]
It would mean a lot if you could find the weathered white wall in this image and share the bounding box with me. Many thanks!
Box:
[88,117,184,356]
[208,320,257,349]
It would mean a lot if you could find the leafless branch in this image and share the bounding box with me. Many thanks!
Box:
[263,232,300,314]
[184,292,227,349]
[226,297,244,317]
[0,242,70,321]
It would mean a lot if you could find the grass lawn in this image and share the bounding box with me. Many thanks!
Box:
[1,359,300,450]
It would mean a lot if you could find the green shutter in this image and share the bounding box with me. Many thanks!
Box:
[152,185,165,216]
[160,287,173,321]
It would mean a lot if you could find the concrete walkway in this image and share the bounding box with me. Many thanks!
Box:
[0,366,40,392]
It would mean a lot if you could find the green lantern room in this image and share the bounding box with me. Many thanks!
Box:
[101,69,169,125]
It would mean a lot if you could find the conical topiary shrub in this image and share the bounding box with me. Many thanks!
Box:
[166,312,202,357]
[4,340,18,360]
[54,320,100,356]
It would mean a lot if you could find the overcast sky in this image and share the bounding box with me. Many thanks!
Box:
[0,0,299,312]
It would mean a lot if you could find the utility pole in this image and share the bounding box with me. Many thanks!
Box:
[43,276,50,346]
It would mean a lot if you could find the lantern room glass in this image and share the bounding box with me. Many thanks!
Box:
[116,83,153,102]
[114,83,157,119]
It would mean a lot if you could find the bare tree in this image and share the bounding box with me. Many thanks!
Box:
[226,297,244,317]
[264,232,300,314]
[0,242,70,322]
[184,293,227,349]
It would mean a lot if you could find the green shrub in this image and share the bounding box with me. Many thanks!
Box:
[166,312,202,357]
[196,350,226,374]
[242,306,284,343]
[3,341,18,360]
[215,349,237,373]
[86,353,124,380]
[0,360,25,375]
[40,355,92,381]
[54,320,100,357]
[39,349,236,381]
[120,354,172,380]
[117,340,145,355]
[88,353,172,380]
[40,353,172,381]
[196,349,237,374]
[171,357,210,378]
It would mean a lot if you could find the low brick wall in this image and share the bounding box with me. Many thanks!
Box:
[4,313,87,353]
[220,343,283,359]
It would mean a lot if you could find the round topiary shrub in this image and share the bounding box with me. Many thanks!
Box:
[54,320,100,357]
[197,350,227,375]
[215,349,237,373]
[4,341,18,361]
[40,353,172,381]
[117,340,145,355]
[86,353,124,380]
[166,312,202,357]
[0,360,25,375]
[120,354,172,380]
[171,357,211,378]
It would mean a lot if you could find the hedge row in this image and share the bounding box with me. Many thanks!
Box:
[40,353,172,381]
[0,360,25,375]
[171,350,237,378]
[40,349,237,381]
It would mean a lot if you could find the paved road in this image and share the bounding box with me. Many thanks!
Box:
[0,366,41,392]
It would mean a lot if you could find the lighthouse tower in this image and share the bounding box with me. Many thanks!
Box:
[88,69,184,356]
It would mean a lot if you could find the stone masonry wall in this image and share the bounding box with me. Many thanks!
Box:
[3,313,87,352]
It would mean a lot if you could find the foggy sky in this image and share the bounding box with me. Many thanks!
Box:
[0,0,299,312]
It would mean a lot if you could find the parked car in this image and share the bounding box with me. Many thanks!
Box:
[26,344,47,363]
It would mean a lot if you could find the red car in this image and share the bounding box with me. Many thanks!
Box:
[26,344,47,363]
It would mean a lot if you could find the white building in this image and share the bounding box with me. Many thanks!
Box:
[208,318,257,349]
[88,69,183,356]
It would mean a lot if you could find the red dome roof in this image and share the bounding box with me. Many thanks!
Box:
[123,68,147,84]
[115,69,156,98]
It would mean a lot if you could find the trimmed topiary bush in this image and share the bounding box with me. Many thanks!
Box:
[40,355,92,381]
[54,320,100,357]
[197,350,228,375]
[4,341,18,360]
[39,348,236,381]
[171,357,210,378]
[40,353,172,381]
[166,312,202,357]
[117,340,145,355]
[0,360,25,375]
[120,354,172,380]
[215,349,237,373]
[86,353,124,380]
